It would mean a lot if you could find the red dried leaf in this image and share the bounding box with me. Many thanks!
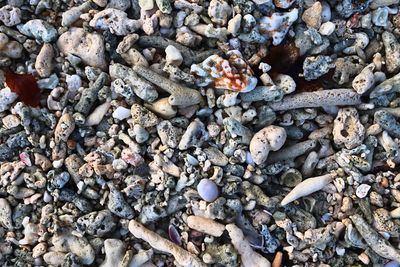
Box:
[4,71,41,107]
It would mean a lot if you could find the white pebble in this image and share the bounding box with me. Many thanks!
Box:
[66,74,82,96]
[356,184,371,198]
[0,87,18,113]
[165,45,183,66]
[0,5,21,26]
[112,106,131,120]
[319,21,335,36]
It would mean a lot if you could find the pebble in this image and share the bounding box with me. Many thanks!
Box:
[319,21,335,36]
[107,183,134,219]
[321,1,331,22]
[100,239,126,267]
[133,124,149,143]
[0,32,9,49]
[0,5,21,26]
[250,125,287,165]
[197,178,219,202]
[165,45,183,66]
[274,0,295,8]
[227,14,242,36]
[52,230,95,265]
[112,106,131,120]
[37,73,59,89]
[130,103,159,128]
[208,0,232,26]
[0,40,23,58]
[155,0,172,14]
[382,31,400,74]
[303,55,335,81]
[178,119,208,150]
[204,147,228,166]
[139,0,154,10]
[273,74,296,94]
[17,19,57,43]
[47,171,70,191]
[0,87,17,113]
[157,120,179,148]
[356,184,371,198]
[57,27,107,70]
[77,210,116,237]
[0,198,13,229]
[89,8,141,36]
[333,108,365,149]
[35,43,54,77]
[43,251,66,266]
[302,2,322,28]
[61,1,92,27]
[85,102,111,126]
[352,64,375,94]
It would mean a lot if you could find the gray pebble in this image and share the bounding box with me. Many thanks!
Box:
[157,120,179,148]
[303,55,335,81]
[107,182,134,219]
[77,210,116,237]
[223,117,252,144]
[17,19,57,42]
[382,31,400,74]
[75,72,108,114]
[47,171,71,191]
[178,119,208,150]
[204,147,228,166]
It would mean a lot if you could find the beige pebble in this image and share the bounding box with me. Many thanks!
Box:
[57,27,107,70]
[35,43,54,77]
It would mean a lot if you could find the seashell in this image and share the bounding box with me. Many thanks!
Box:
[168,224,182,246]
[356,184,371,198]
[191,50,257,92]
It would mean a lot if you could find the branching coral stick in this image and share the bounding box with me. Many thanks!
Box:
[269,89,361,111]
[350,214,400,262]
[281,173,335,206]
[226,224,271,267]
[128,220,206,267]
[132,64,202,106]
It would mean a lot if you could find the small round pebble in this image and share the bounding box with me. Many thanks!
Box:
[197,178,219,202]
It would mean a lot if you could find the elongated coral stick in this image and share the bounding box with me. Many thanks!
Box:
[269,89,361,111]
[350,214,400,262]
[281,173,334,206]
